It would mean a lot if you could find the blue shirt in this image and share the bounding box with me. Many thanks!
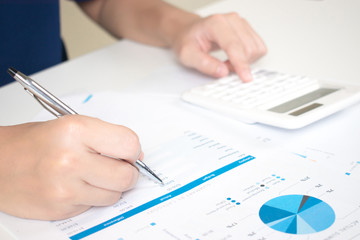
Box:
[0,0,87,87]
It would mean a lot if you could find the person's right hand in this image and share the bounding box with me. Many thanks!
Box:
[0,115,142,220]
[171,12,267,82]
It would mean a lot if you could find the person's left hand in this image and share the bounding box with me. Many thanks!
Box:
[172,12,267,82]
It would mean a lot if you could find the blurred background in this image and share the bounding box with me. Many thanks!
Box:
[60,0,219,59]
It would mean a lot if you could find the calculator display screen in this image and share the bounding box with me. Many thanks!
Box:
[268,88,339,114]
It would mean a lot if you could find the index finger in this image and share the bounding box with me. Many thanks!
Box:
[206,14,261,82]
[78,116,142,164]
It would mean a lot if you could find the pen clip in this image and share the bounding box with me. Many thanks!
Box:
[12,69,78,117]
[23,87,62,118]
[33,94,63,118]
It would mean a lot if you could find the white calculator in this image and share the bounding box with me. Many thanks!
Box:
[182,69,360,129]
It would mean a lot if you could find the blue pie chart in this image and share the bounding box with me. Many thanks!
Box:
[259,195,335,234]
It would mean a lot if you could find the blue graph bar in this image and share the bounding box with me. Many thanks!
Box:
[70,155,255,240]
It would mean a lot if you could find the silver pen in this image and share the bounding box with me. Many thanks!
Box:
[7,67,163,184]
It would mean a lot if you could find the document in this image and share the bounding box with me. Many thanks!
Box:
[0,92,359,240]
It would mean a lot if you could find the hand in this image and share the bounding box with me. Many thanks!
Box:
[0,115,142,220]
[173,12,267,82]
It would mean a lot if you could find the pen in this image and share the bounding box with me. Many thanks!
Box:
[7,67,163,185]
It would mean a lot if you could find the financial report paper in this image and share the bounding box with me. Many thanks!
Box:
[0,92,359,240]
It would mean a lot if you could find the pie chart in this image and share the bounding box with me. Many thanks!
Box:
[259,195,335,234]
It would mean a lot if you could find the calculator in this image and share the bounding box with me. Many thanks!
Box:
[181,69,360,129]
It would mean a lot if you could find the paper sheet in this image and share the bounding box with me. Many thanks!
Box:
[0,92,359,240]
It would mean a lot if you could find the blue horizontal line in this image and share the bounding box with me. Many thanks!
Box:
[70,155,255,240]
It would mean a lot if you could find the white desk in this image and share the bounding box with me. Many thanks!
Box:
[1,0,360,239]
[1,0,359,125]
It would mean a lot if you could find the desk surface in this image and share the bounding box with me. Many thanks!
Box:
[1,0,360,126]
[0,0,359,239]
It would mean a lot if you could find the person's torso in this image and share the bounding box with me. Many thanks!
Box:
[0,0,62,86]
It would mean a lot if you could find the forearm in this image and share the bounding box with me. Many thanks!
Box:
[78,0,200,47]
[78,0,267,81]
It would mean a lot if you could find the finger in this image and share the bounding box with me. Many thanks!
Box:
[239,19,267,62]
[224,43,253,82]
[224,60,254,83]
[180,44,230,78]
[79,116,142,164]
[74,181,123,207]
[225,21,258,82]
[138,151,144,161]
[206,14,255,82]
[226,13,267,75]
[236,65,253,83]
[230,21,267,81]
[80,153,139,192]
[224,59,234,73]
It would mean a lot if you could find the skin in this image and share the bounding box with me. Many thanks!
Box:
[0,0,266,220]
[0,116,142,220]
[78,0,267,82]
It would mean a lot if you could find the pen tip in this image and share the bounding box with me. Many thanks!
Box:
[7,67,17,77]
[152,173,164,185]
